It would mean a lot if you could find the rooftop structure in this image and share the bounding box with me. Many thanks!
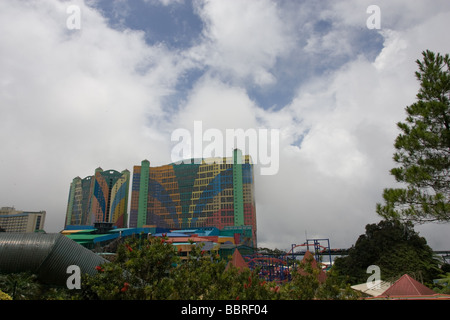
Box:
[362,274,450,300]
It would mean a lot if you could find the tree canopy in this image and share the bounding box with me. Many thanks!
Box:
[333,220,442,286]
[75,235,358,300]
[377,50,450,223]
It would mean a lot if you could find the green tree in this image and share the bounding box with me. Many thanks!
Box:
[170,242,228,300]
[377,50,450,223]
[279,255,359,300]
[433,273,450,294]
[0,272,73,300]
[79,235,180,300]
[282,256,321,300]
[333,220,442,286]
[78,236,280,300]
[77,235,363,300]
[315,269,360,300]
[0,272,40,300]
[168,243,279,300]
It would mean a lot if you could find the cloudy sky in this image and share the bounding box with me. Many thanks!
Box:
[1,0,449,251]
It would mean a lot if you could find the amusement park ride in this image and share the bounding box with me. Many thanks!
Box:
[243,238,336,283]
[240,237,450,283]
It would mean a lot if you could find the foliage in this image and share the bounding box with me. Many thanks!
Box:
[0,272,41,300]
[433,272,450,294]
[169,242,226,300]
[279,255,359,300]
[377,50,450,223]
[257,247,287,256]
[315,269,360,300]
[0,289,12,300]
[333,220,442,286]
[0,231,440,300]
[281,256,321,300]
[78,235,180,300]
[75,235,357,300]
[0,272,72,300]
[168,243,278,300]
[442,263,450,273]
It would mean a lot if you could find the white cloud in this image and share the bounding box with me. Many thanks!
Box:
[189,0,294,86]
[0,0,183,229]
[253,2,450,249]
[144,0,184,6]
[1,0,449,251]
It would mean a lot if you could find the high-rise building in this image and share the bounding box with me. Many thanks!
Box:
[65,168,130,228]
[65,175,95,226]
[129,149,257,246]
[0,207,46,233]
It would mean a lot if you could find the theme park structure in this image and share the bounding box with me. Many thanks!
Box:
[243,238,335,283]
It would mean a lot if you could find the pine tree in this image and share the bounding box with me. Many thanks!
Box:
[377,50,450,223]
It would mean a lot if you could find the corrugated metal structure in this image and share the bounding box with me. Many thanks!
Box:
[0,233,107,286]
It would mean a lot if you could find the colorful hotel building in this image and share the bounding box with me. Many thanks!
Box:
[129,149,257,246]
[65,168,130,228]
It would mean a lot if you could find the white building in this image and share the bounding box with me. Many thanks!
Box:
[0,207,46,233]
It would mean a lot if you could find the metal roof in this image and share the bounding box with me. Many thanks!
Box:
[0,233,107,285]
[380,274,436,297]
[351,281,392,297]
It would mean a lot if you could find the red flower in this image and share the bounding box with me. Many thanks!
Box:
[121,282,129,292]
[95,266,104,272]
[125,244,133,252]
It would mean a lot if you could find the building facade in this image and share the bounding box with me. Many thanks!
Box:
[0,207,46,233]
[129,149,257,246]
[65,168,130,228]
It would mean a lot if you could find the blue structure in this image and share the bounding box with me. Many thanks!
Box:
[62,224,169,249]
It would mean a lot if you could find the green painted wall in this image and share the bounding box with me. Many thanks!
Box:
[233,149,244,226]
[137,160,150,228]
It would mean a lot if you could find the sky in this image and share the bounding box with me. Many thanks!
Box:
[0,0,449,251]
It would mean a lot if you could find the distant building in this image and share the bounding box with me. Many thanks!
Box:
[0,207,46,233]
[65,168,130,228]
[129,149,257,246]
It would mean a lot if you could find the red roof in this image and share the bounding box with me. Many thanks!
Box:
[381,274,435,297]
[225,249,249,272]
